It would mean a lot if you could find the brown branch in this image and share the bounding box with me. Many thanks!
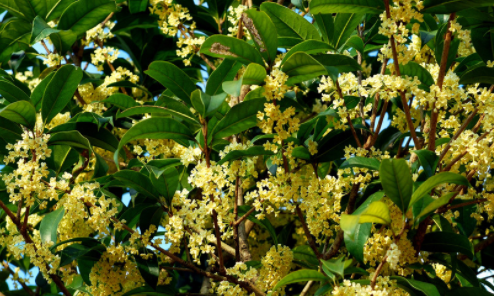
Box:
[233,206,256,227]
[2,261,36,296]
[428,13,456,151]
[296,205,321,258]
[233,175,240,261]
[384,0,421,149]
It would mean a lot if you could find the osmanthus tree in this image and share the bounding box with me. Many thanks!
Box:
[4,0,494,295]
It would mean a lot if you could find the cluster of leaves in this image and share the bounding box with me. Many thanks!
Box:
[1,0,494,296]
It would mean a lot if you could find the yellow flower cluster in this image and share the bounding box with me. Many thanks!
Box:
[332,276,409,295]
[91,47,120,71]
[257,245,293,295]
[83,21,115,46]
[43,53,63,67]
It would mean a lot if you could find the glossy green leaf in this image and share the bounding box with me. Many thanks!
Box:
[282,40,333,65]
[58,0,117,35]
[93,152,109,179]
[100,93,139,110]
[217,146,275,165]
[46,0,77,22]
[410,172,470,208]
[150,100,200,124]
[392,276,441,296]
[332,13,364,50]
[414,192,455,223]
[200,35,264,65]
[422,0,494,13]
[40,206,65,244]
[211,98,265,140]
[48,130,92,150]
[112,170,160,199]
[471,27,494,64]
[380,158,413,213]
[399,62,435,91]
[292,146,311,160]
[145,159,181,178]
[340,157,380,171]
[50,122,119,152]
[412,150,439,178]
[145,61,197,105]
[0,80,31,103]
[222,79,242,97]
[314,13,334,44]
[270,270,328,294]
[129,0,148,13]
[0,117,22,141]
[321,257,345,279]
[0,101,36,129]
[42,65,83,125]
[282,52,328,85]
[459,66,494,85]
[115,118,194,167]
[261,2,321,41]
[313,54,362,73]
[139,205,163,236]
[150,167,178,207]
[31,72,55,111]
[310,0,385,14]
[243,9,278,64]
[134,252,159,288]
[205,59,242,95]
[421,232,474,259]
[344,222,371,263]
[243,63,267,85]
[341,201,391,238]
[30,16,60,45]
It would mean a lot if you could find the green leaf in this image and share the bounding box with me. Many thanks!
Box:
[0,101,36,129]
[260,2,321,41]
[414,192,455,224]
[150,167,178,207]
[101,93,139,110]
[409,172,470,208]
[145,159,182,178]
[237,205,278,245]
[41,65,83,125]
[222,79,242,97]
[344,222,371,263]
[343,35,364,53]
[134,252,159,288]
[58,0,117,35]
[115,118,194,167]
[379,158,413,213]
[0,80,31,103]
[129,0,148,13]
[282,52,328,85]
[211,98,265,140]
[310,0,385,14]
[243,63,267,85]
[293,245,320,267]
[0,117,22,141]
[217,146,275,165]
[31,72,55,111]
[270,270,328,294]
[321,257,345,279]
[313,54,362,73]
[93,152,109,179]
[112,170,160,199]
[459,66,494,85]
[421,232,474,259]
[50,122,119,152]
[46,0,77,22]
[145,61,198,105]
[281,40,333,65]
[292,146,311,160]
[471,27,494,64]
[411,150,439,178]
[422,0,494,13]
[332,13,364,50]
[200,35,264,65]
[341,201,391,238]
[206,59,242,95]
[399,62,435,91]
[30,16,60,45]
[314,13,334,44]
[392,276,441,296]
[243,9,278,64]
[40,207,65,244]
[139,205,163,235]
[48,130,92,150]
[445,287,494,296]
[125,104,199,125]
[340,157,380,171]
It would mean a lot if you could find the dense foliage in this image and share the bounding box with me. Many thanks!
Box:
[3,0,494,295]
